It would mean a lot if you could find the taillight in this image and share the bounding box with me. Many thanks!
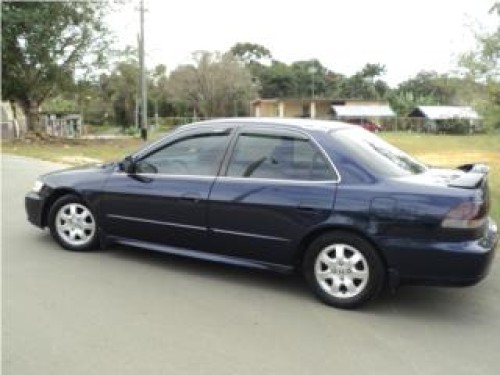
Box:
[441,201,487,229]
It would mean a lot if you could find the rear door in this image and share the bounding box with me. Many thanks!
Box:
[208,127,339,266]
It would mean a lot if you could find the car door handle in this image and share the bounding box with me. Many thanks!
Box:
[129,174,153,183]
[179,192,202,203]
[296,202,323,214]
[296,206,318,213]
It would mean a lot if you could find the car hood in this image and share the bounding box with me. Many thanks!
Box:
[41,162,116,188]
[44,162,114,176]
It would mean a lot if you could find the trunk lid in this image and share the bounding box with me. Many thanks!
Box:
[402,163,489,190]
[394,163,491,235]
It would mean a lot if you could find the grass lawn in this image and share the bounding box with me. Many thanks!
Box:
[2,132,499,222]
[1,136,145,165]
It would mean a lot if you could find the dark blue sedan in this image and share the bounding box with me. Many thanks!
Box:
[25,118,498,308]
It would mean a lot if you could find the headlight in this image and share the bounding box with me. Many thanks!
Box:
[32,180,44,193]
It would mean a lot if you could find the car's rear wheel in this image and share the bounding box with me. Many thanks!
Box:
[303,231,385,309]
[48,194,98,251]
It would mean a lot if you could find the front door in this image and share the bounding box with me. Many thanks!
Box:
[102,128,232,250]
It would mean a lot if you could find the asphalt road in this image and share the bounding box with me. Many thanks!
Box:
[2,154,500,375]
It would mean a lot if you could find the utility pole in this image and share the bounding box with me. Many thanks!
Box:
[139,0,147,140]
[135,33,140,130]
[308,66,318,118]
[308,66,317,99]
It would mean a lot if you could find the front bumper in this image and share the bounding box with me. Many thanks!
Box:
[382,218,498,287]
[25,192,45,228]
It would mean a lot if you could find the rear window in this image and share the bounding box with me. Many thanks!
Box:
[330,128,427,177]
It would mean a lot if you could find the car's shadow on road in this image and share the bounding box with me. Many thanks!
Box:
[38,232,496,323]
[105,242,311,299]
[106,242,496,321]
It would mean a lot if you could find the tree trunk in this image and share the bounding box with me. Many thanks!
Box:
[24,99,41,133]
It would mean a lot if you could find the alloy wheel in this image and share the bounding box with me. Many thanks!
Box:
[314,243,370,299]
[55,203,96,247]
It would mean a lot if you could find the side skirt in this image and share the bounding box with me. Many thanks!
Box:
[107,236,294,274]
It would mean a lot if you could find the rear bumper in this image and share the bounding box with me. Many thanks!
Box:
[25,192,45,228]
[382,218,498,287]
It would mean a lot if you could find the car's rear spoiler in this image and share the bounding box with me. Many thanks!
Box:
[457,163,490,174]
[449,164,489,189]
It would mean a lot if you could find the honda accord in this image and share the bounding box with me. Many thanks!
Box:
[25,118,498,308]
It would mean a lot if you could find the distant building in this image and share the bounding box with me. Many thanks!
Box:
[1,101,27,139]
[251,98,393,120]
[409,105,482,133]
[41,112,82,137]
[1,103,85,139]
[331,103,395,119]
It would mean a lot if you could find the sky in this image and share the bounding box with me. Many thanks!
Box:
[107,0,498,86]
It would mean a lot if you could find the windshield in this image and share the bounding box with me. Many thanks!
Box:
[330,128,427,177]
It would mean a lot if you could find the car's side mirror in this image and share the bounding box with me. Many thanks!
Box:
[119,156,136,174]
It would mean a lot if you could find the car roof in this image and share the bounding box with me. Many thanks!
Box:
[183,117,353,133]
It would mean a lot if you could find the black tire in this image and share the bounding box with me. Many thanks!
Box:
[48,194,98,252]
[303,231,385,309]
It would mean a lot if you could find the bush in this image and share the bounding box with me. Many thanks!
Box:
[482,106,500,132]
[155,117,198,127]
[123,127,139,136]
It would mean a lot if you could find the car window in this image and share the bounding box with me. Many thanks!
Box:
[226,133,335,181]
[135,133,230,176]
[330,128,427,176]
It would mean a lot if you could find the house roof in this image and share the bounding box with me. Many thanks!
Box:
[252,98,333,104]
[251,98,387,105]
[409,106,480,120]
[331,104,395,118]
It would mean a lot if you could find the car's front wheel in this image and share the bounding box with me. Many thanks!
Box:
[303,231,385,309]
[48,194,98,251]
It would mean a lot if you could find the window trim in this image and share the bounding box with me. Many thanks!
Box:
[114,123,342,184]
[127,128,233,178]
[221,126,341,183]
[132,126,233,161]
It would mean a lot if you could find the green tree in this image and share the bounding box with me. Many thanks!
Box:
[389,91,439,116]
[229,42,272,65]
[168,51,258,117]
[388,71,446,115]
[42,96,79,113]
[290,59,330,97]
[396,71,456,103]
[256,61,295,98]
[228,42,396,101]
[148,64,175,119]
[103,60,140,127]
[336,64,386,100]
[1,1,109,132]
[459,2,500,129]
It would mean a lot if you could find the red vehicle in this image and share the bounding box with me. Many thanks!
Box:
[346,118,382,132]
